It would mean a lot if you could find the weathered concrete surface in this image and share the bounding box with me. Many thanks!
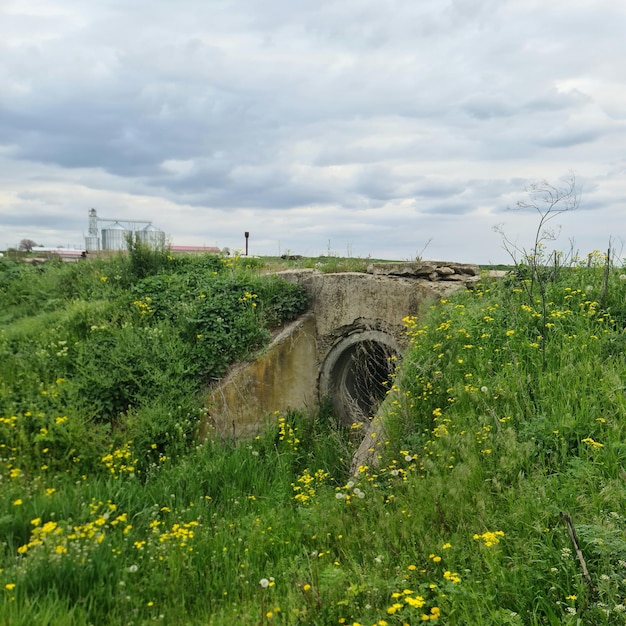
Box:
[278,263,479,361]
[203,261,481,437]
[350,412,388,475]
[201,312,317,439]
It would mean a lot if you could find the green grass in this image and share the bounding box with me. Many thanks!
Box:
[1,251,625,625]
[254,254,393,274]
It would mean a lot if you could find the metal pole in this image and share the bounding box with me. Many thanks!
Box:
[244,232,249,256]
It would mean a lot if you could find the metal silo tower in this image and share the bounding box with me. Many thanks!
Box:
[85,208,101,251]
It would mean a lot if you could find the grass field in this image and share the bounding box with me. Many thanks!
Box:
[1,246,625,625]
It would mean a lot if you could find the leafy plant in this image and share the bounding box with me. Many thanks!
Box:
[496,173,580,369]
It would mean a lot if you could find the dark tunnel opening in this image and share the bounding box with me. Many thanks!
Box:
[320,331,401,425]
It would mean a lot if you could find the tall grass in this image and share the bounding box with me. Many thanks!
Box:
[1,251,625,625]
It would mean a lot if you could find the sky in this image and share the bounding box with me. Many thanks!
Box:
[1,0,625,264]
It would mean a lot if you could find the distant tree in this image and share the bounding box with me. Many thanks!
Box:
[18,239,38,252]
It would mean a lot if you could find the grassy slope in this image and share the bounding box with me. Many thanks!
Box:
[0,255,625,625]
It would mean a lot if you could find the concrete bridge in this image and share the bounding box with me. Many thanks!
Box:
[202,261,480,438]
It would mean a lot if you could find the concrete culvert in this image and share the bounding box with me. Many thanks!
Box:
[320,329,401,425]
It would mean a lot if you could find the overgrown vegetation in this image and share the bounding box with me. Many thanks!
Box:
[1,244,625,625]
[0,246,308,476]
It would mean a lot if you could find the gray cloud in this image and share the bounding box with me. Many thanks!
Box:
[1,0,626,261]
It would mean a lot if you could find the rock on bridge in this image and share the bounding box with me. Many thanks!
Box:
[201,261,480,438]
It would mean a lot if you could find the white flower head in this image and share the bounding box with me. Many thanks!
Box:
[480,386,488,394]
[259,578,270,588]
[128,564,139,573]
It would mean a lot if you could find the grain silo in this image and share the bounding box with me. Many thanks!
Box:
[85,208,100,251]
[101,222,130,251]
[85,235,100,251]
[138,224,166,250]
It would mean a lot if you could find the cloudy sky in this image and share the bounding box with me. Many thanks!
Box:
[1,0,625,263]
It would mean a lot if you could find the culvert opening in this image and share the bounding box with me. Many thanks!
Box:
[320,330,401,425]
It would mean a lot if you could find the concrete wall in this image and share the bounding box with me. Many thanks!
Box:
[202,262,480,438]
[201,312,318,439]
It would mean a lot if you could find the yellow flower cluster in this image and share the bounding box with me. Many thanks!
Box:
[443,570,461,584]
[17,500,124,556]
[0,415,18,427]
[581,437,604,449]
[131,297,153,315]
[386,589,440,621]
[220,254,240,269]
[377,558,458,623]
[39,377,66,398]
[291,468,329,506]
[402,316,428,341]
[17,520,62,554]
[239,291,258,307]
[101,441,137,478]
[473,530,505,547]
[277,415,300,452]
[158,520,199,549]
[432,424,448,438]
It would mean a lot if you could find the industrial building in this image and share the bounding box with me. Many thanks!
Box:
[85,208,167,252]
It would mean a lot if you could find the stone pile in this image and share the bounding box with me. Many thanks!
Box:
[366,261,480,282]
